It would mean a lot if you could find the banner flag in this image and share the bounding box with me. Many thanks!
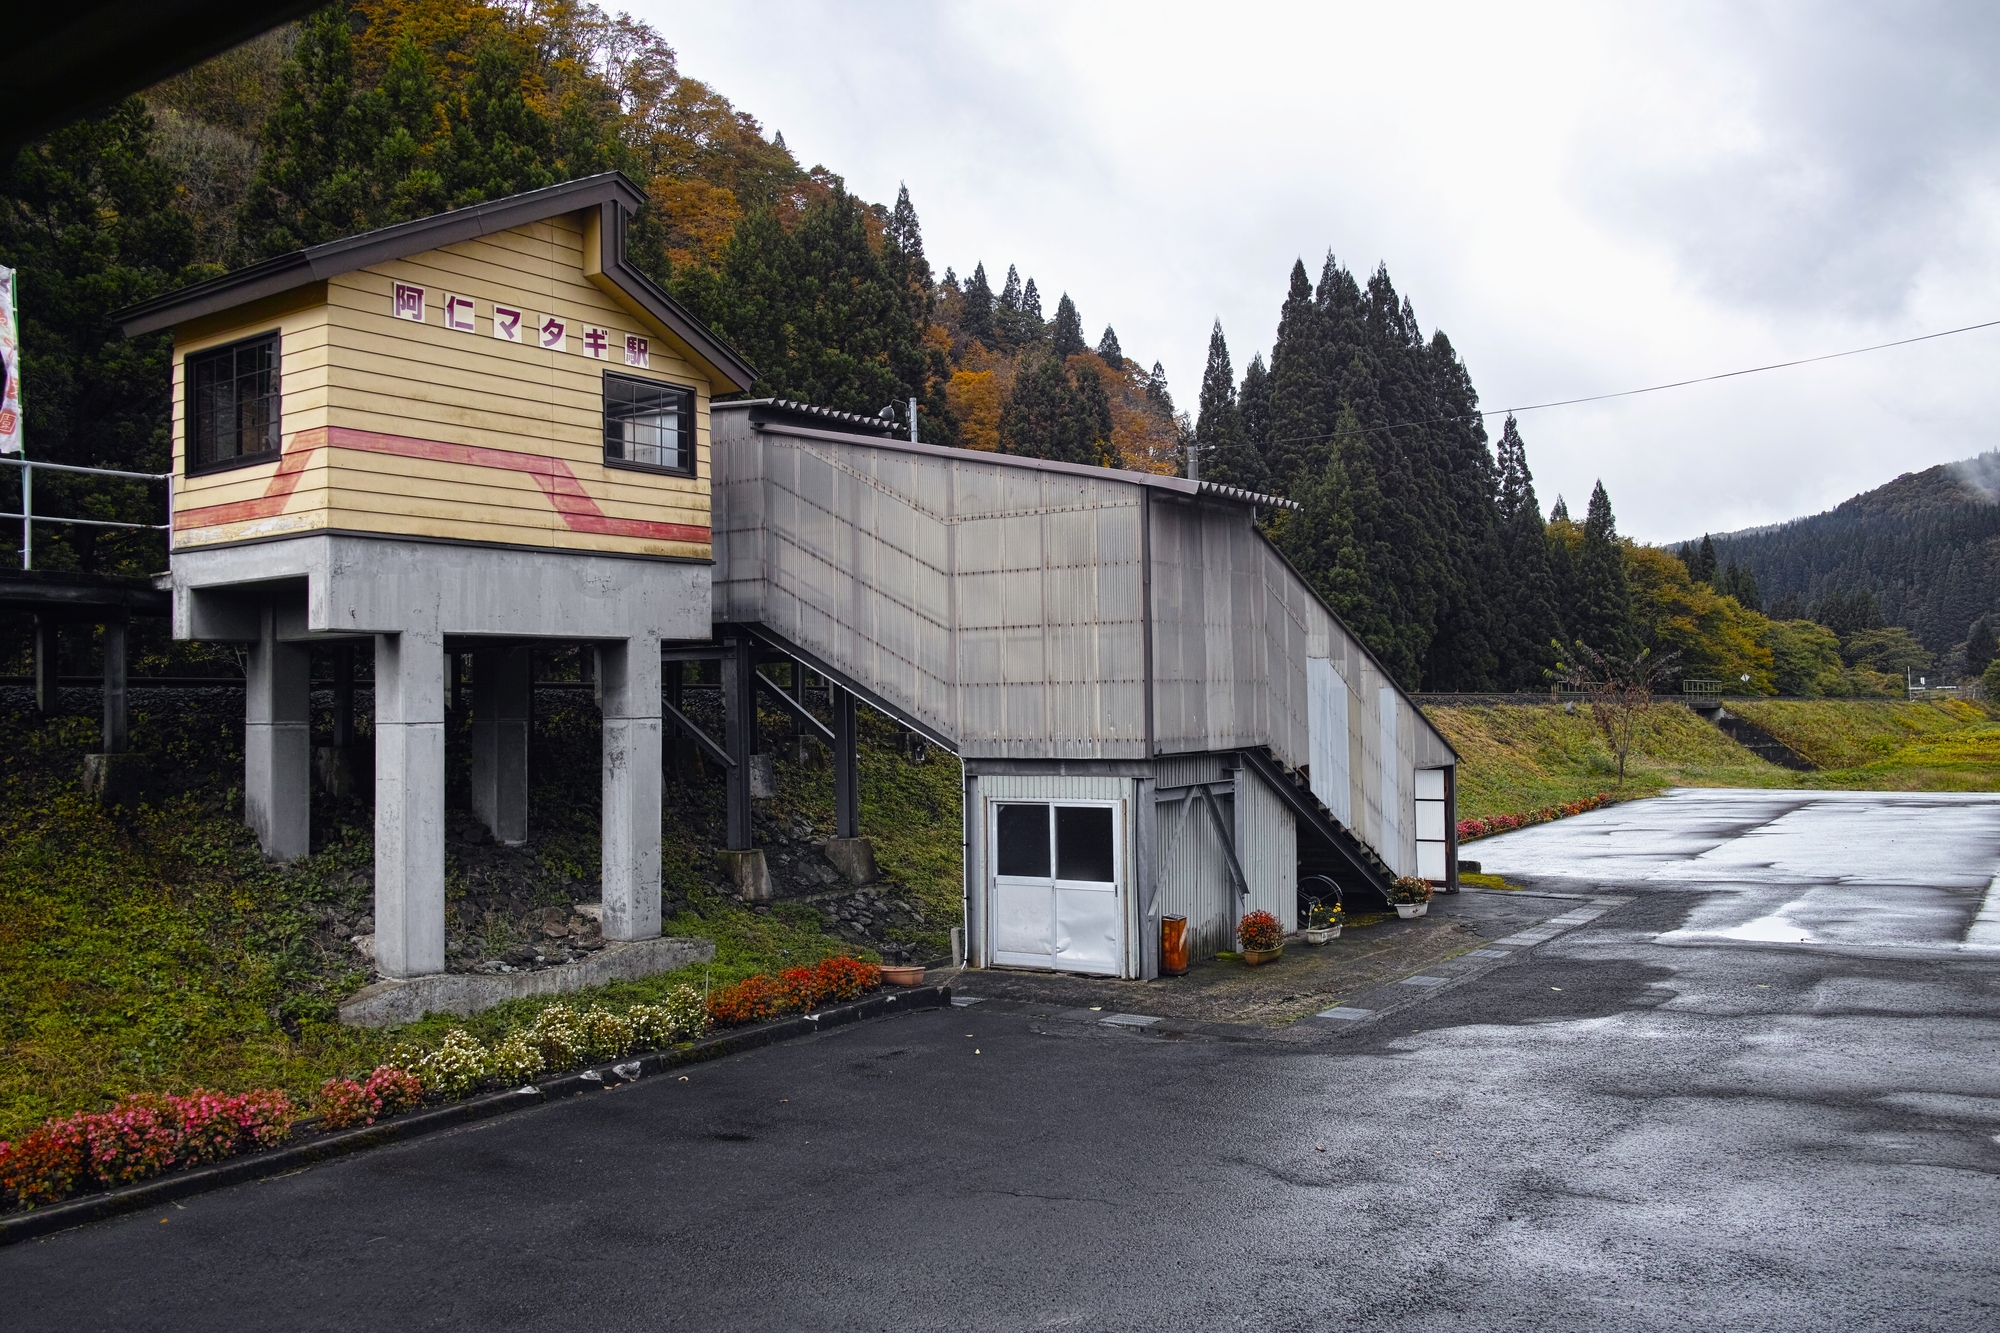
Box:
[0,266,19,455]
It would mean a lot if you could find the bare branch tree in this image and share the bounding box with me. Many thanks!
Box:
[1553,643,1681,786]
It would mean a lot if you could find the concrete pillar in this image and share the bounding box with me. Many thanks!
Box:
[833,683,860,840]
[245,600,310,861]
[100,615,128,754]
[374,626,445,978]
[598,636,662,941]
[470,645,530,845]
[33,616,58,716]
[722,637,755,851]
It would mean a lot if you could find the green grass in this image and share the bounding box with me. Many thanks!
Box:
[1430,702,1780,819]
[1432,697,2000,829]
[0,692,962,1143]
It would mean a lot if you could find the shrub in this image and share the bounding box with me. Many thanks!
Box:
[627,986,709,1046]
[315,1068,424,1130]
[412,1030,491,1098]
[775,966,825,1012]
[815,956,881,1001]
[526,1004,586,1071]
[1238,910,1283,951]
[488,1031,547,1085]
[1,1121,89,1206]
[579,1006,636,1061]
[707,974,782,1026]
[171,1089,295,1165]
[0,1088,298,1208]
[1458,792,1613,842]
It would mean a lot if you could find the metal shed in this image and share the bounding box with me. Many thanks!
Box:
[711,401,1458,979]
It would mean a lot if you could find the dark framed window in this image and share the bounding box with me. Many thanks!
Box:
[604,372,695,476]
[186,332,281,473]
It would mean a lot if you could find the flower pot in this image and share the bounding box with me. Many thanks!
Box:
[1243,945,1283,966]
[1161,915,1190,975]
[1303,925,1341,945]
[880,964,925,986]
[1394,903,1429,919]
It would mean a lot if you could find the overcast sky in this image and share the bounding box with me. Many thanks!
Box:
[634,1,2000,543]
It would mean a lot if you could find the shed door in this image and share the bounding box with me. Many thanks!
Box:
[990,801,1123,975]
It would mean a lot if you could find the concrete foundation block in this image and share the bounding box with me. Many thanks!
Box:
[81,752,152,806]
[749,753,777,799]
[825,836,879,886]
[719,848,772,903]
[337,935,716,1027]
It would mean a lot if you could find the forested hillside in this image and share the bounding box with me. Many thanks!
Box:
[0,0,1182,586]
[2,0,1972,697]
[1701,454,2000,661]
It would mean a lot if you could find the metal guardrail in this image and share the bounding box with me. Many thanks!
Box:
[2,455,173,569]
[1682,679,1725,696]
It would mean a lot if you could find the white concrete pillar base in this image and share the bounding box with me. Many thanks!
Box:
[599,637,662,942]
[245,601,310,860]
[374,628,446,979]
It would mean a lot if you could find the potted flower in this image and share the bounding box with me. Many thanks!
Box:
[1390,876,1433,919]
[1302,898,1343,945]
[1239,910,1284,965]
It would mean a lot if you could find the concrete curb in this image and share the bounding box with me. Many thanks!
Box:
[0,983,950,1246]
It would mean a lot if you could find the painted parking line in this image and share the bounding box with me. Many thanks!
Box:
[1099,1013,1162,1028]
[951,997,987,1007]
[1317,1006,1374,1020]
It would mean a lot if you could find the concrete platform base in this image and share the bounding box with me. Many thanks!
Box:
[748,753,777,799]
[824,837,878,885]
[719,848,772,903]
[337,935,716,1027]
[81,752,151,806]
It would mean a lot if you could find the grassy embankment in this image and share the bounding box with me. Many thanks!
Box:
[0,690,960,1143]
[1432,697,2000,823]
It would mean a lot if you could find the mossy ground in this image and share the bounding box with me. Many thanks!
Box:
[0,684,960,1143]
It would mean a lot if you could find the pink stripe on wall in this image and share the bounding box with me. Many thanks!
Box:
[174,426,710,545]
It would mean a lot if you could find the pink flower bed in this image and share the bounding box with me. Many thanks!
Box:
[1458,793,1613,843]
[1,1088,297,1208]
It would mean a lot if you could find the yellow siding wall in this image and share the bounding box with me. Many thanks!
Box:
[171,212,714,560]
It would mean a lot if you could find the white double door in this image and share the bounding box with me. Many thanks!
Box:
[990,800,1123,975]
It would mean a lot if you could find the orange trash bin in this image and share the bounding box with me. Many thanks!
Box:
[1161,915,1190,975]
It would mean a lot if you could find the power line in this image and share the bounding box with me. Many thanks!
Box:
[1255,316,2000,450]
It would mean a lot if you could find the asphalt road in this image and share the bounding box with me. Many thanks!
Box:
[8,790,2000,1332]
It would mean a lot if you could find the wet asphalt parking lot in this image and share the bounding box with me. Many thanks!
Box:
[5,788,1998,1331]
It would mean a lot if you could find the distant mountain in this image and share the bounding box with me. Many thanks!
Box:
[1703,453,2000,653]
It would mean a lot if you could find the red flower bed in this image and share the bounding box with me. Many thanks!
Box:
[1458,793,1614,843]
[707,956,884,1028]
[313,1066,426,1130]
[1,1088,297,1209]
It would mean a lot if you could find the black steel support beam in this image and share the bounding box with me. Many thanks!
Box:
[332,645,355,748]
[755,669,834,744]
[833,684,860,840]
[101,615,127,754]
[722,638,755,850]
[662,694,733,771]
[33,616,58,716]
[1237,748,1395,900]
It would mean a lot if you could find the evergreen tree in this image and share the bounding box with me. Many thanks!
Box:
[1000,347,1107,465]
[1718,560,1761,611]
[882,183,932,326]
[1097,325,1123,366]
[1550,495,1571,522]
[1490,416,1562,688]
[1274,413,1382,647]
[1694,534,1718,585]
[1262,259,1327,496]
[1574,481,1634,654]
[1237,352,1271,464]
[1145,361,1173,417]
[1194,321,1263,489]
[998,263,1022,313]
[1965,613,1999,679]
[1050,293,1085,359]
[0,97,192,572]
[1022,277,1043,321]
[961,261,994,344]
[432,37,556,209]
